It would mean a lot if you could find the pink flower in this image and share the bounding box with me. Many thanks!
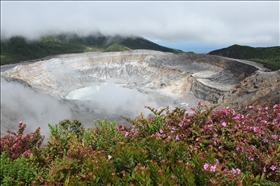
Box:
[159,129,164,134]
[253,127,258,133]
[11,143,17,150]
[19,121,23,124]
[215,159,219,165]
[179,122,183,127]
[210,165,216,172]
[23,150,31,157]
[263,138,268,143]
[248,156,254,161]
[213,140,217,146]
[234,115,240,120]
[271,134,278,139]
[231,168,237,174]
[265,106,269,110]
[203,163,209,170]
[175,135,180,141]
[231,168,241,175]
[124,131,129,137]
[183,114,187,120]
[270,165,276,171]
[22,134,29,140]
[221,122,227,127]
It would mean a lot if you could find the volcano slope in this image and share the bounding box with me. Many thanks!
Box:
[1,50,279,136]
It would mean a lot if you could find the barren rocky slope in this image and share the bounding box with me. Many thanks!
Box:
[218,69,280,112]
[1,50,279,136]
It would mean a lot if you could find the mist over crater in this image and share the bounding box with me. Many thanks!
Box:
[2,49,271,137]
[63,81,161,121]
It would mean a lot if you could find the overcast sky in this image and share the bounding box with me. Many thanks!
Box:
[1,1,279,52]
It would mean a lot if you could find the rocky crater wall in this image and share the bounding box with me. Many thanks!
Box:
[186,54,262,103]
[218,69,280,112]
[1,50,262,103]
[2,50,275,136]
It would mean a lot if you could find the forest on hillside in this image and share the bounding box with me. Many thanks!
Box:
[0,34,179,65]
[209,44,280,71]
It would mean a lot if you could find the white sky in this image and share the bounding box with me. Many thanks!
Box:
[1,1,279,50]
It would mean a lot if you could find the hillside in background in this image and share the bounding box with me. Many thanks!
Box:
[208,44,280,71]
[0,33,181,65]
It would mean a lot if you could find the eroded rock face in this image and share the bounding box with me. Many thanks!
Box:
[218,70,280,112]
[1,50,259,101]
[2,49,275,136]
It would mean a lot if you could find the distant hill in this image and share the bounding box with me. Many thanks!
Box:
[208,44,280,71]
[0,33,181,65]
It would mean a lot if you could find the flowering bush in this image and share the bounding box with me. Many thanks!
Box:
[0,122,44,160]
[1,103,279,185]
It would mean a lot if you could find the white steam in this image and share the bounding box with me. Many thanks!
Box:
[1,78,73,137]
[1,79,160,137]
[65,82,158,116]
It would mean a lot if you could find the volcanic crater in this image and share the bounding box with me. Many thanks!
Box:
[1,50,278,136]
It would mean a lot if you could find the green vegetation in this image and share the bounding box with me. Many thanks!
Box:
[0,33,180,65]
[186,51,196,56]
[1,103,280,185]
[104,43,128,52]
[208,44,280,71]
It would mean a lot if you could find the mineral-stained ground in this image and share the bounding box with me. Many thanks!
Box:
[1,50,279,136]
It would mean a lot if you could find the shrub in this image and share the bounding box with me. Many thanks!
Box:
[83,118,128,150]
[0,152,37,186]
[0,122,44,160]
[1,103,279,185]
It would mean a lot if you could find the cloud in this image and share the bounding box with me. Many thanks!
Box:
[1,1,279,46]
